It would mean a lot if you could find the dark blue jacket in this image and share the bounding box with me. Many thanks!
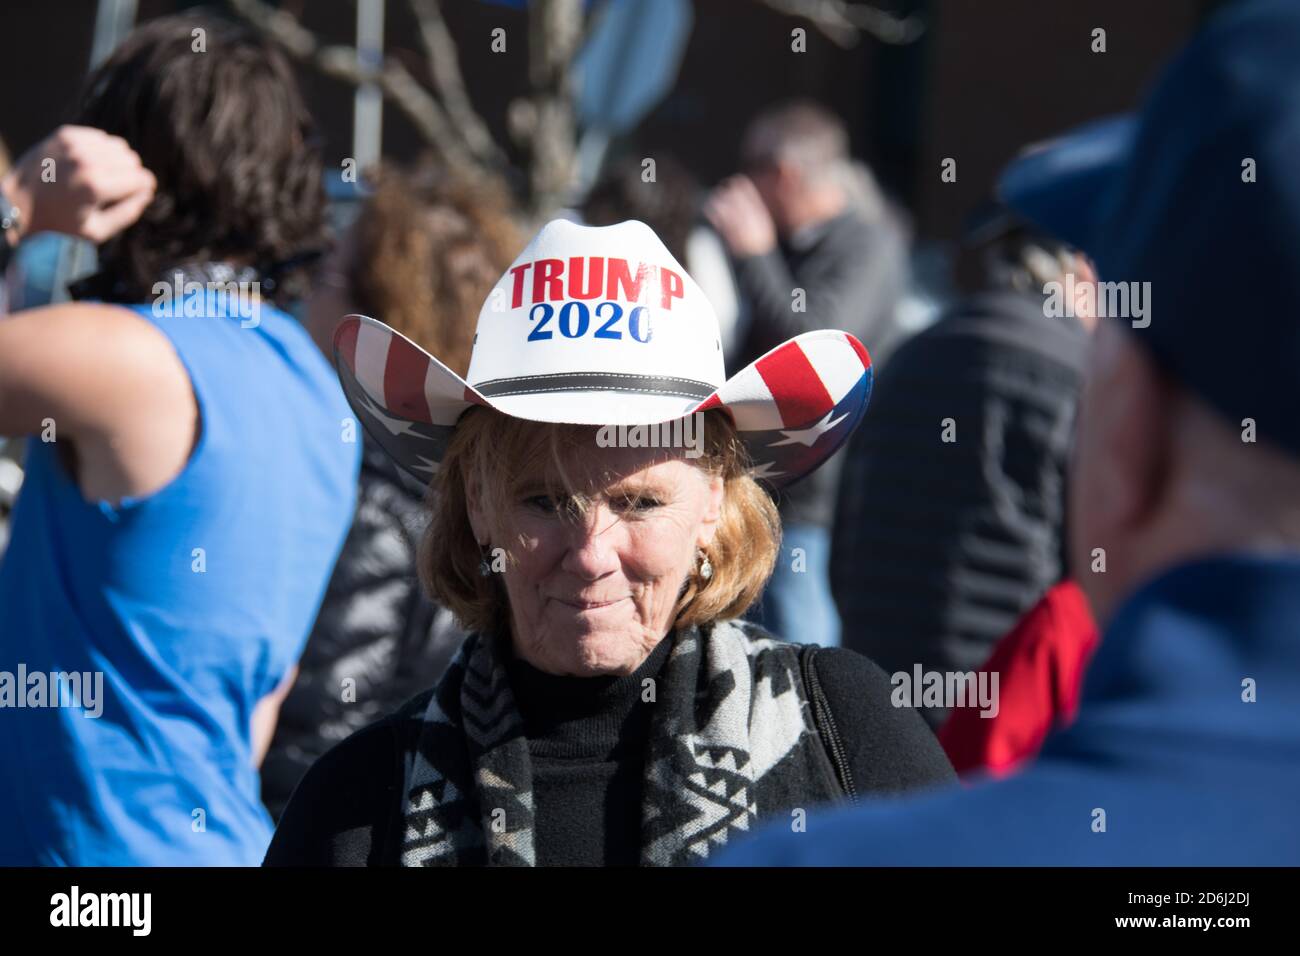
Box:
[714,555,1300,865]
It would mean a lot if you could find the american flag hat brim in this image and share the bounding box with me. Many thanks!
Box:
[333,313,872,490]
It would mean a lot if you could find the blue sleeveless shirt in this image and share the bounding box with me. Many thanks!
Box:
[0,294,361,864]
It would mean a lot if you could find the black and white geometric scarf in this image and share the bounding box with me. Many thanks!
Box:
[400,618,844,866]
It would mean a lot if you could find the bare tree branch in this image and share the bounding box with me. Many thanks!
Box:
[227,0,478,168]
[406,0,508,168]
[755,0,925,48]
[523,0,585,218]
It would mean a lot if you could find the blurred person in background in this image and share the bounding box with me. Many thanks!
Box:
[0,14,359,865]
[937,578,1098,777]
[832,206,1094,731]
[705,100,909,649]
[717,0,1300,865]
[582,152,745,363]
[261,162,521,821]
[933,122,1135,775]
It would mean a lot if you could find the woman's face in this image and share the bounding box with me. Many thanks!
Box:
[467,440,724,677]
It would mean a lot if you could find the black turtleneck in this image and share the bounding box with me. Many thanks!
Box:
[503,636,674,867]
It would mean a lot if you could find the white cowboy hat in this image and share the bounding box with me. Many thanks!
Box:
[333,218,872,488]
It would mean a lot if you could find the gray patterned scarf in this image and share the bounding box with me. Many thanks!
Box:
[399,618,843,866]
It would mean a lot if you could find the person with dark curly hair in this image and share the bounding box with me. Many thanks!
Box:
[65,15,328,309]
[0,13,359,865]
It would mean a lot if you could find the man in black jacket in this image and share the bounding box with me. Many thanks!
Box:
[705,101,908,648]
[831,211,1095,729]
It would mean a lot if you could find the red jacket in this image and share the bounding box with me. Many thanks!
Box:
[937,580,1099,778]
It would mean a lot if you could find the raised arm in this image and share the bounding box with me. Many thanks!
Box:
[1,125,156,255]
[0,302,197,504]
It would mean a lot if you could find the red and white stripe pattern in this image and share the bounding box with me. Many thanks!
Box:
[696,330,872,486]
[335,315,486,428]
[334,316,872,489]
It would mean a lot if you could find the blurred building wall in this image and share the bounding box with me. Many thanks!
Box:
[0,0,1218,241]
[908,0,1211,239]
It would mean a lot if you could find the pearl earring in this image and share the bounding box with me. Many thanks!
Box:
[697,549,713,581]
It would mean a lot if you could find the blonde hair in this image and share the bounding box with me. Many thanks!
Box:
[419,407,780,637]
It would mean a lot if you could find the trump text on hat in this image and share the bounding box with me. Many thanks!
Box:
[509,256,685,310]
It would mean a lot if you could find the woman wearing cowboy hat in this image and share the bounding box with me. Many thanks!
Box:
[266,219,953,867]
